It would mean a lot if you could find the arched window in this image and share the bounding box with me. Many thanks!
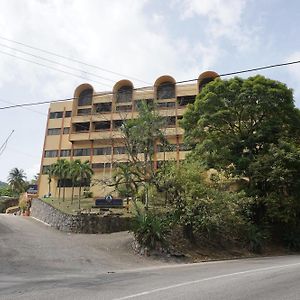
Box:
[157,82,175,100]
[117,86,133,103]
[199,77,215,91]
[78,89,93,106]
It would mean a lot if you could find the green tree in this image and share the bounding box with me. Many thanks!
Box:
[181,75,300,231]
[76,160,93,209]
[53,159,69,201]
[46,165,55,197]
[111,101,167,210]
[69,159,82,204]
[7,168,27,195]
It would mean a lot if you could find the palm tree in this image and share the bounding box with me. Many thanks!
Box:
[69,159,81,204]
[77,160,93,209]
[7,168,27,195]
[53,159,69,200]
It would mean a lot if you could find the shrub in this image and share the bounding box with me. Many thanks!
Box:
[132,212,169,250]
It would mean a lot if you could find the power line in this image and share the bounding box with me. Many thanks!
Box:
[0,35,149,84]
[0,42,120,84]
[0,50,112,88]
[0,130,14,156]
[0,58,300,111]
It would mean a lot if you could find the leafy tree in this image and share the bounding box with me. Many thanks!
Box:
[182,75,300,179]
[181,75,300,236]
[7,168,27,195]
[69,159,82,204]
[109,101,167,210]
[76,160,93,209]
[53,159,69,201]
[46,165,55,197]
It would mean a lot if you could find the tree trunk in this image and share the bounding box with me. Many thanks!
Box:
[58,180,61,199]
[62,182,65,202]
[71,184,74,205]
[78,184,82,210]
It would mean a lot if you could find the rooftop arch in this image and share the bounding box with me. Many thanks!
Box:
[113,80,134,103]
[198,71,219,91]
[154,75,176,100]
[74,83,94,106]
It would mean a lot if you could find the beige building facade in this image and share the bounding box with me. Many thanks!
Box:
[38,71,219,198]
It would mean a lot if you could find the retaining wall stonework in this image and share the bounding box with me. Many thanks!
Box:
[30,198,131,233]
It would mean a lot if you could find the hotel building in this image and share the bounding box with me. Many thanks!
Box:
[38,71,219,198]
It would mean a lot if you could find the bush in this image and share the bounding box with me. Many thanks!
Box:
[131,212,169,250]
[245,225,269,253]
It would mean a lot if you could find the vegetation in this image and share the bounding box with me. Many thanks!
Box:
[47,159,93,209]
[7,168,27,196]
[109,76,300,253]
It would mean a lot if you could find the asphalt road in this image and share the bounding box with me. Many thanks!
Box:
[1,214,300,300]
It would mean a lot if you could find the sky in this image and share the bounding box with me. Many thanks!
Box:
[0,0,300,182]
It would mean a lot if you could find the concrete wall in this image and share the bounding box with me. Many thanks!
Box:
[0,197,19,213]
[30,198,131,234]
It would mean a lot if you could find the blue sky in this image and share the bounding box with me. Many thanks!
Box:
[0,0,300,181]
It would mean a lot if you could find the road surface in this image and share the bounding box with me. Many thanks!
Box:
[1,214,300,299]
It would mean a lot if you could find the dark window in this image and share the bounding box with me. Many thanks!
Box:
[65,111,72,118]
[177,95,196,106]
[165,116,176,126]
[117,86,132,103]
[78,89,93,106]
[157,102,176,109]
[116,105,132,112]
[113,120,124,129]
[113,146,126,154]
[92,162,111,169]
[42,165,50,174]
[134,99,154,110]
[49,111,63,119]
[94,121,111,131]
[94,102,112,113]
[94,147,111,155]
[74,122,90,132]
[157,82,175,99]
[63,127,70,134]
[57,178,90,187]
[73,148,91,156]
[47,128,61,135]
[44,150,58,158]
[77,108,91,116]
[60,149,71,157]
[157,144,177,152]
[199,77,215,90]
[178,144,192,151]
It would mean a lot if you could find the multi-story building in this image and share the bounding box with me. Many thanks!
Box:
[38,71,219,198]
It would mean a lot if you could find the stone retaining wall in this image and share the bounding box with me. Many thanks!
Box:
[30,198,131,233]
[0,197,19,213]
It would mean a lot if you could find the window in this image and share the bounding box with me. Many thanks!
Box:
[157,102,176,109]
[113,120,124,129]
[57,178,90,187]
[94,102,112,113]
[49,111,63,119]
[63,127,70,134]
[178,144,192,151]
[78,89,93,106]
[164,116,176,126]
[73,148,91,156]
[47,128,61,135]
[157,144,177,152]
[94,121,111,131]
[116,105,132,112]
[74,122,90,132]
[134,99,154,110]
[44,150,58,158]
[60,149,71,157]
[65,111,72,118]
[117,86,132,103]
[177,95,196,106]
[199,77,215,90]
[92,162,111,169]
[113,146,126,154]
[157,82,175,99]
[77,108,91,116]
[94,147,111,155]
[42,165,50,174]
